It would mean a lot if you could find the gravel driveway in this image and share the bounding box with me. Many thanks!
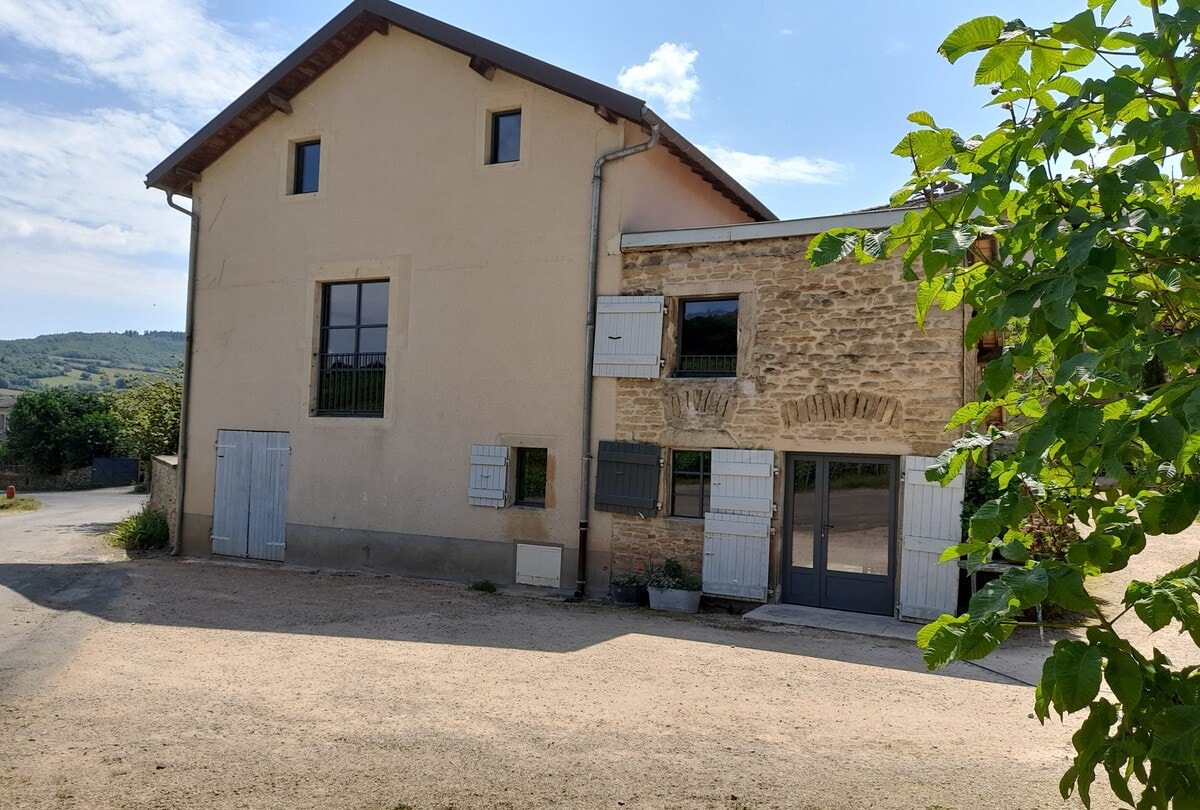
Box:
[4,489,1193,809]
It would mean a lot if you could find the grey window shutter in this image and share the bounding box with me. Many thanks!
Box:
[468,444,510,507]
[592,295,664,378]
[594,440,660,515]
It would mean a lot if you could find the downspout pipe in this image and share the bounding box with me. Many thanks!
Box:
[577,122,661,596]
[164,191,198,557]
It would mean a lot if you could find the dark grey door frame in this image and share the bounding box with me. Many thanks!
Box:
[782,453,899,616]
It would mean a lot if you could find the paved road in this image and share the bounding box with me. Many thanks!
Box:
[0,488,145,698]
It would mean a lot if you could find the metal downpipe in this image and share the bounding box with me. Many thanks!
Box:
[577,122,661,596]
[165,191,198,556]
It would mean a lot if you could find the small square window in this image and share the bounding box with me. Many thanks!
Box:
[489,110,521,164]
[293,140,321,194]
[677,298,737,377]
[671,449,711,518]
[515,447,547,507]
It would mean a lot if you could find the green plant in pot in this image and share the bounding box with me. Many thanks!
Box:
[646,558,702,613]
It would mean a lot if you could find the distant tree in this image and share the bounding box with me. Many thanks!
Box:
[110,364,182,463]
[2,389,119,474]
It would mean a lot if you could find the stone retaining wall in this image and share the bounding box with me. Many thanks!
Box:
[150,455,179,547]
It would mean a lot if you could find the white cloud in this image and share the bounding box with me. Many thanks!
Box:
[0,1,288,338]
[618,43,700,120]
[0,105,190,256]
[700,145,848,187]
[0,0,277,115]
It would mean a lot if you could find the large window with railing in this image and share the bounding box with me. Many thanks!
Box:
[677,298,737,377]
[315,280,388,416]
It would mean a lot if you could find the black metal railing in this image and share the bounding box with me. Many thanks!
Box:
[315,352,386,416]
[677,354,736,376]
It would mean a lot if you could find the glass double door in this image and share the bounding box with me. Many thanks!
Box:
[784,455,898,616]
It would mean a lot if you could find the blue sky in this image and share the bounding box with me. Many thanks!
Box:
[0,0,1088,340]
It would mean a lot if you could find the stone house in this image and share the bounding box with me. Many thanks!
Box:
[592,211,970,620]
[145,0,969,620]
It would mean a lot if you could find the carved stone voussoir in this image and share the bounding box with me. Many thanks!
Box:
[781,390,901,428]
[663,385,735,426]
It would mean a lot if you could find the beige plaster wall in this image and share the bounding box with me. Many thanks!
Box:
[181,27,756,583]
[609,237,968,581]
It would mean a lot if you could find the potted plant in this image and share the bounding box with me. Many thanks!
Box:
[609,570,646,607]
[646,558,702,613]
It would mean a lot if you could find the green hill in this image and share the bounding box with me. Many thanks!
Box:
[0,331,184,393]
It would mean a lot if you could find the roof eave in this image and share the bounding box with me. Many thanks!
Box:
[640,109,775,222]
[145,0,776,224]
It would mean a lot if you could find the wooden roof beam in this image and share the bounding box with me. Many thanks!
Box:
[594,105,617,124]
[364,13,389,36]
[266,92,293,114]
[469,55,496,80]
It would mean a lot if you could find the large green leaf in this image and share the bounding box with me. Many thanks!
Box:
[1051,640,1104,712]
[806,228,861,267]
[1104,648,1144,710]
[969,579,1016,615]
[975,42,1024,84]
[939,16,1006,63]
[968,499,1004,542]
[1046,564,1094,611]
[1141,415,1186,461]
[1151,706,1200,767]
[1058,405,1103,453]
[1001,565,1049,607]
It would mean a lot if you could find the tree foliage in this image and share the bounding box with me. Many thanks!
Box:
[1,367,181,474]
[109,364,182,464]
[808,2,1200,806]
[1,389,119,474]
[0,330,182,391]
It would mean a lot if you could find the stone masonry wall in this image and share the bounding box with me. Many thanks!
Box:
[610,235,968,583]
[149,455,179,548]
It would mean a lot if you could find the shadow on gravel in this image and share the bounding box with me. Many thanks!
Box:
[0,559,1028,684]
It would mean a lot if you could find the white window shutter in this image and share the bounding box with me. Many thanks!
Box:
[468,444,509,507]
[709,448,774,516]
[898,455,966,622]
[702,512,770,600]
[593,295,664,378]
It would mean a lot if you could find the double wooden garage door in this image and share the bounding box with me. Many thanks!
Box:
[211,430,289,561]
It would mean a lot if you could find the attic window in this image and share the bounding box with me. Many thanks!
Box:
[292,140,321,194]
[488,110,521,164]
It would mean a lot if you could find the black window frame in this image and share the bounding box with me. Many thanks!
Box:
[514,447,548,507]
[315,280,388,417]
[488,109,521,164]
[292,139,321,194]
[670,449,712,519]
[676,297,738,378]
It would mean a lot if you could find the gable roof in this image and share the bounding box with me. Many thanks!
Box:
[144,0,775,222]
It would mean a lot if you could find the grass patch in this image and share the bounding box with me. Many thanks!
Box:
[467,579,498,593]
[0,496,42,514]
[107,504,169,550]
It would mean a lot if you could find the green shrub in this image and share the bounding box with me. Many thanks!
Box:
[467,579,498,593]
[108,504,169,550]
